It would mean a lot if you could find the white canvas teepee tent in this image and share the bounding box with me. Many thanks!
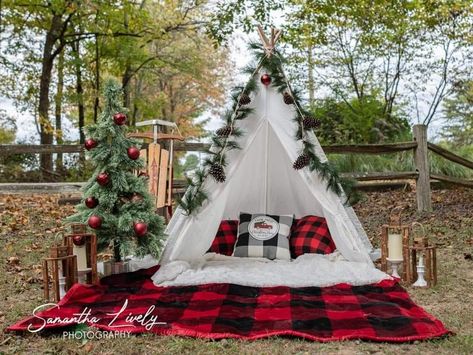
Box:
[158,73,378,269]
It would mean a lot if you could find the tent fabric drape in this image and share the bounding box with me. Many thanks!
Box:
[158,74,375,272]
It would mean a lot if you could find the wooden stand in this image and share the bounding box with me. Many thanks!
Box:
[409,245,437,287]
[42,246,77,302]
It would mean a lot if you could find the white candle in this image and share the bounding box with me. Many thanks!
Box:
[73,244,88,271]
[388,233,403,260]
[418,255,424,267]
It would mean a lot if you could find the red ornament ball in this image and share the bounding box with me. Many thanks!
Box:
[84,138,98,150]
[134,222,148,237]
[85,196,98,208]
[88,215,102,229]
[113,112,127,125]
[96,172,110,186]
[72,235,86,246]
[261,74,271,86]
[127,146,140,160]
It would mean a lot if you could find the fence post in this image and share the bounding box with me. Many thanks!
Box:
[413,124,432,212]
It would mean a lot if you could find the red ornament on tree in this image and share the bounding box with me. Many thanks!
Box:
[127,146,140,160]
[72,235,86,246]
[96,172,110,186]
[261,74,271,86]
[134,222,148,237]
[88,215,102,229]
[85,196,98,208]
[113,112,127,126]
[84,138,98,150]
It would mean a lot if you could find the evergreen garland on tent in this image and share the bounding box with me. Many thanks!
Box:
[178,43,357,215]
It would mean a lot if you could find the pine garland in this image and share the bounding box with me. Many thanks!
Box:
[178,43,357,215]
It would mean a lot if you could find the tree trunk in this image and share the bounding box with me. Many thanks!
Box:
[131,76,143,126]
[121,8,131,109]
[54,50,64,174]
[122,65,132,109]
[71,41,85,144]
[307,45,315,108]
[93,34,100,123]
[39,14,62,180]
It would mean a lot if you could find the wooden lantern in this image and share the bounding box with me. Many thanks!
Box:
[64,225,98,285]
[42,245,77,302]
[408,222,437,287]
[409,245,437,287]
[380,206,411,281]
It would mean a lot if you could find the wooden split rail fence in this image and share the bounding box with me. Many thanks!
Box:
[1,125,472,212]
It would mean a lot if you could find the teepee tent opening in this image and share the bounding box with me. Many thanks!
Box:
[159,76,376,266]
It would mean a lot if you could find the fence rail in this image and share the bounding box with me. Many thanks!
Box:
[1,124,472,212]
[427,142,473,170]
[0,141,418,156]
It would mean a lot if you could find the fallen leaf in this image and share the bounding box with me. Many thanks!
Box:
[7,256,20,265]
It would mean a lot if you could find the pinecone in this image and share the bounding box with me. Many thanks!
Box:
[239,93,251,106]
[216,126,232,137]
[303,116,321,129]
[293,154,310,170]
[209,163,226,183]
[283,92,294,105]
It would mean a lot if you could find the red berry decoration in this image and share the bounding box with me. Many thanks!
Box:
[127,146,140,160]
[260,73,271,86]
[113,112,127,126]
[88,215,102,229]
[96,172,110,186]
[72,235,86,246]
[134,222,148,237]
[85,196,98,208]
[84,138,98,150]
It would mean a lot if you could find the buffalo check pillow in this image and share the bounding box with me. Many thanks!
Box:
[207,220,239,256]
[233,212,293,260]
[290,215,336,258]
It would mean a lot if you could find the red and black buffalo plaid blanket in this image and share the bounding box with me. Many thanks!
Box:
[8,266,451,342]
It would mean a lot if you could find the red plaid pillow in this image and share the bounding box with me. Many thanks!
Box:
[290,215,336,258]
[207,220,239,256]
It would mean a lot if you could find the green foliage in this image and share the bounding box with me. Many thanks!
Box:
[209,0,473,128]
[0,109,16,144]
[67,80,166,259]
[441,80,473,147]
[312,97,411,145]
[174,154,200,179]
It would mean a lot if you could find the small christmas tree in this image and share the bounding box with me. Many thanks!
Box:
[68,79,165,261]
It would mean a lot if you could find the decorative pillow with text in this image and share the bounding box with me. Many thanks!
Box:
[233,212,293,260]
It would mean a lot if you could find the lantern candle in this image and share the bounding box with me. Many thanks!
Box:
[387,232,403,260]
[73,244,88,271]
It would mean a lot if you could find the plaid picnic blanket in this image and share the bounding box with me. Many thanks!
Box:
[8,266,451,342]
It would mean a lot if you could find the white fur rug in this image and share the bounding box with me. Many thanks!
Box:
[151,252,390,288]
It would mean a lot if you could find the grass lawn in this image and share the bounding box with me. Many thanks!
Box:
[1,188,472,354]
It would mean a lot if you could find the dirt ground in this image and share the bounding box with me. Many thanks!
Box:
[0,188,472,354]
